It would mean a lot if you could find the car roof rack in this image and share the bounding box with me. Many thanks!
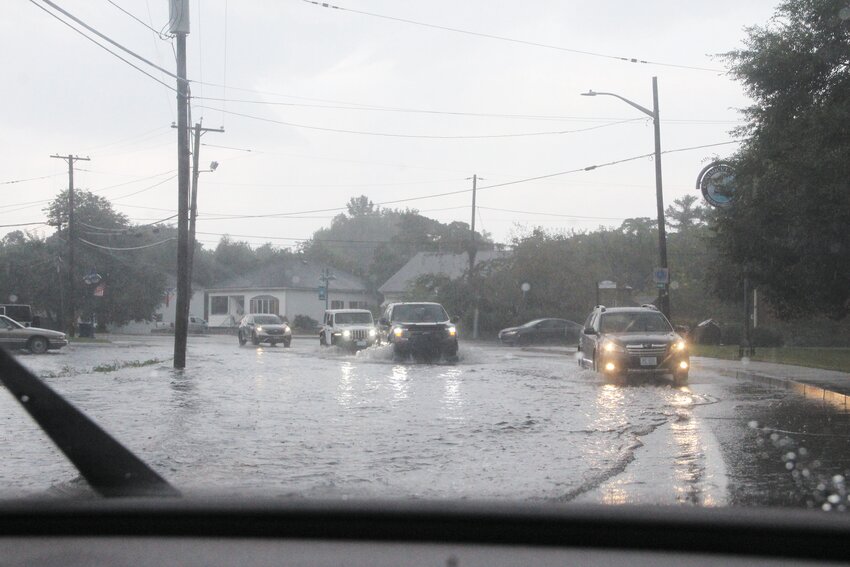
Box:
[640,304,659,310]
[594,305,606,312]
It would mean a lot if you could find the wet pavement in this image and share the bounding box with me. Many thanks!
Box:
[1,335,849,511]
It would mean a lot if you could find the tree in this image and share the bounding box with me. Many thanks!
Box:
[718,0,850,319]
[665,195,706,233]
[346,195,376,217]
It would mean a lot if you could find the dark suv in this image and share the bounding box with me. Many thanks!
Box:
[378,302,458,361]
[578,305,689,384]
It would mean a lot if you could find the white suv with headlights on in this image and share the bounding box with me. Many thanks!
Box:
[319,309,378,350]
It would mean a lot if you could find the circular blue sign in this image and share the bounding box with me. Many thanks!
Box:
[696,161,736,208]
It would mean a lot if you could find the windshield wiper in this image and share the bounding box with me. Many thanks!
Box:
[0,346,179,498]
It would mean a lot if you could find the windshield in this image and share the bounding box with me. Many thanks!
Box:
[334,312,373,325]
[3,0,849,518]
[600,312,672,334]
[391,304,449,323]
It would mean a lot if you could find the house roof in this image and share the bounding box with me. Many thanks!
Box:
[209,260,367,292]
[378,250,508,294]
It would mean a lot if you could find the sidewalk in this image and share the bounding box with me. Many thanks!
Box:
[693,356,850,409]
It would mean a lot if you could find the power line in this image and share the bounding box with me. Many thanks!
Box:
[194,105,643,139]
[0,221,51,228]
[0,173,63,186]
[78,213,179,233]
[105,0,170,39]
[78,236,176,251]
[30,0,177,92]
[193,95,739,125]
[299,0,722,73]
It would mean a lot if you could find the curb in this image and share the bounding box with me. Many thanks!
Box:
[731,369,850,412]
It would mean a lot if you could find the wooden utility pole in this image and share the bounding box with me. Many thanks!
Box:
[50,153,90,337]
[467,174,482,339]
[172,0,191,369]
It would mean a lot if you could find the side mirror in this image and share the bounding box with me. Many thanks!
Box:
[583,327,597,336]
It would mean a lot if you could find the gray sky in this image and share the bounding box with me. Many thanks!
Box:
[2,1,779,249]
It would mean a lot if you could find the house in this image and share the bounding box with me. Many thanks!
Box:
[204,260,375,328]
[378,250,508,305]
[111,276,204,334]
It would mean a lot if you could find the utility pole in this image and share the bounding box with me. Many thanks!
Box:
[50,153,90,337]
[181,120,223,323]
[171,0,191,369]
[651,77,670,320]
[319,268,336,310]
[466,174,483,339]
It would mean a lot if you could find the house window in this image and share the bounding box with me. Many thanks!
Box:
[349,301,368,309]
[210,296,228,315]
[250,295,279,315]
[330,300,344,309]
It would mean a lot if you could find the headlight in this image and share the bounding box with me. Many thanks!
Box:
[603,341,625,353]
[447,326,457,337]
[393,327,404,337]
[255,326,264,333]
[283,325,291,334]
[369,328,377,337]
[342,330,351,339]
[672,340,687,352]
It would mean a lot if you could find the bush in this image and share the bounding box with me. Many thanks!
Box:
[292,314,318,330]
[751,327,784,347]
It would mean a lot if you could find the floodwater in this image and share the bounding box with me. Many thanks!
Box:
[1,335,848,510]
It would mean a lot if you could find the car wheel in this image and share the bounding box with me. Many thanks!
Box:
[673,372,689,386]
[28,336,48,354]
[251,332,260,346]
[284,338,291,348]
[238,332,246,346]
[592,351,598,372]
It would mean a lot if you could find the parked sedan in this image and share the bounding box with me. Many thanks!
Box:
[0,315,68,354]
[498,318,578,346]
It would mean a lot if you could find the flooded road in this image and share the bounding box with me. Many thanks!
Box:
[1,335,848,510]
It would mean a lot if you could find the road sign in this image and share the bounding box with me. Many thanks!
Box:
[318,285,326,301]
[93,283,105,297]
[653,268,669,285]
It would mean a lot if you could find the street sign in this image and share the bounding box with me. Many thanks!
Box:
[318,285,326,301]
[653,268,669,285]
[93,283,105,297]
[696,161,736,208]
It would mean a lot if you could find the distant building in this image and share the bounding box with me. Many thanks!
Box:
[111,276,204,334]
[378,250,508,305]
[204,260,375,328]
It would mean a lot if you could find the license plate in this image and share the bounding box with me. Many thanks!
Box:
[356,340,367,346]
[640,356,657,366]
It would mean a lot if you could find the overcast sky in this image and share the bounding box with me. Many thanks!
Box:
[3,1,779,250]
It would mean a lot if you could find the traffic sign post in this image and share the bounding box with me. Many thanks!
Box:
[318,285,326,301]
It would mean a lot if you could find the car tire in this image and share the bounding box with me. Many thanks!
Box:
[28,336,48,355]
[251,333,260,346]
[284,338,291,348]
[673,372,689,386]
[238,332,246,346]
[592,351,598,372]
[319,333,326,346]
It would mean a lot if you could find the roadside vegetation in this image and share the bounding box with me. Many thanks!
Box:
[692,346,850,374]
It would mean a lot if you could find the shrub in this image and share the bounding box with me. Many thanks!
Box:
[293,314,318,330]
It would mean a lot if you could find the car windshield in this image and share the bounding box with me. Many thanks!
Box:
[0,316,23,330]
[334,312,373,325]
[600,312,672,334]
[391,304,449,323]
[3,0,849,522]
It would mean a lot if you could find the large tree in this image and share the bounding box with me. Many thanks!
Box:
[718,0,850,319]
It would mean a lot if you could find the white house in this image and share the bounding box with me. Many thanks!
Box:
[378,250,508,305]
[204,260,375,328]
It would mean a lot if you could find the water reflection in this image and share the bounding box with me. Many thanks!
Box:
[389,364,410,402]
[440,367,464,419]
[593,384,627,431]
[336,361,355,408]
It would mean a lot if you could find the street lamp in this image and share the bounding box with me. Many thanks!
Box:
[581,76,670,319]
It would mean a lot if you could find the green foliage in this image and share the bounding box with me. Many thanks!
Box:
[718,0,850,319]
[293,314,318,330]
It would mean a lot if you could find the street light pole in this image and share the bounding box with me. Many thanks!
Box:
[581,76,670,319]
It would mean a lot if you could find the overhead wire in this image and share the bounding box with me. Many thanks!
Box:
[78,236,177,251]
[105,0,170,39]
[0,173,63,186]
[194,105,644,139]
[29,0,177,92]
[299,0,723,73]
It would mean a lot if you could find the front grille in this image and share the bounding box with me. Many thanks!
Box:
[350,329,369,340]
[625,344,667,357]
[265,328,283,335]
